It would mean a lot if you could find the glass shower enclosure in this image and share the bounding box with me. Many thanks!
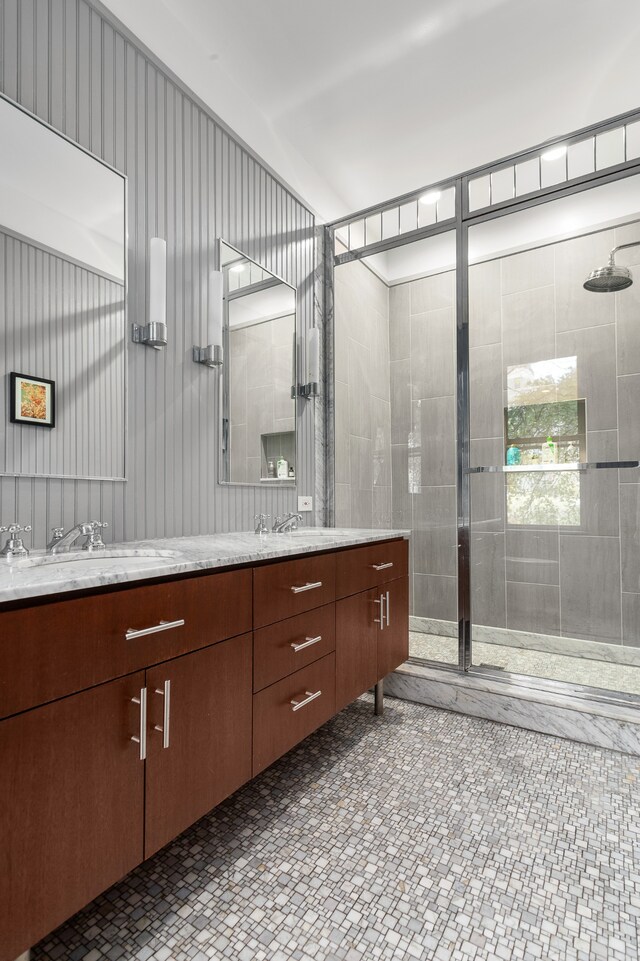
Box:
[329,107,640,704]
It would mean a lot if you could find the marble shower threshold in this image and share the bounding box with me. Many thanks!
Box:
[385,659,640,755]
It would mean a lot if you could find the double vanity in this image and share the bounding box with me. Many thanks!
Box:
[0,527,409,961]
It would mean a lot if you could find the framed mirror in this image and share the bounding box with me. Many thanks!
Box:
[0,93,127,481]
[219,240,297,486]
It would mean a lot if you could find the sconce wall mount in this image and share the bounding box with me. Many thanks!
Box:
[193,344,223,367]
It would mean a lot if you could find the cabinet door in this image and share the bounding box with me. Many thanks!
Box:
[0,674,145,961]
[335,588,379,712]
[145,634,252,858]
[377,576,409,680]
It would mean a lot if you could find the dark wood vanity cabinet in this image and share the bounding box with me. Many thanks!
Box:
[0,537,408,961]
[144,634,253,858]
[335,541,409,712]
[0,673,146,961]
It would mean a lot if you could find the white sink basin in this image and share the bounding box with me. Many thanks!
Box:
[13,549,182,570]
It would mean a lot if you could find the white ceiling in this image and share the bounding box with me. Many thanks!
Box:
[101,0,640,222]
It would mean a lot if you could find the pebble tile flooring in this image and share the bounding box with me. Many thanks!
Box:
[33,696,640,961]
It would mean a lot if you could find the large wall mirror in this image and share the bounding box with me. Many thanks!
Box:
[0,94,127,481]
[220,240,297,486]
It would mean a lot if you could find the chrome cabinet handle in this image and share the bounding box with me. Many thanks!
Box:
[374,594,385,630]
[291,689,322,712]
[290,581,323,594]
[153,680,171,749]
[386,589,390,628]
[291,635,322,653]
[130,687,147,760]
[126,618,185,640]
[372,562,394,571]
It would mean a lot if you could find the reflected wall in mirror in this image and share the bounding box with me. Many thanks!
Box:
[0,94,126,481]
[220,240,297,486]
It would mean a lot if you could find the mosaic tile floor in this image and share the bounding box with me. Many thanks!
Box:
[34,696,640,961]
[410,632,640,696]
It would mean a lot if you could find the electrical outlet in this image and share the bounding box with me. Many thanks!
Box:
[298,495,313,512]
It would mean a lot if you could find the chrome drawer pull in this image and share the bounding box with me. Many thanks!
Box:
[130,687,147,761]
[372,562,394,571]
[153,680,171,749]
[374,594,385,630]
[291,689,322,712]
[126,618,185,640]
[290,581,323,594]
[291,635,322,653]
[386,589,391,627]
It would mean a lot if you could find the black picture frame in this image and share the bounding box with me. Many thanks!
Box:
[9,371,56,428]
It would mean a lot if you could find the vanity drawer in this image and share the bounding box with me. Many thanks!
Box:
[0,568,252,719]
[335,539,408,599]
[252,653,336,776]
[253,603,336,692]
[253,552,336,628]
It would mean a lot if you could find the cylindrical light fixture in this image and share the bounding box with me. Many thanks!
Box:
[299,326,320,397]
[193,269,224,367]
[132,237,168,349]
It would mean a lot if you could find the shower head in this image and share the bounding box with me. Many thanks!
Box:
[583,240,640,293]
[583,263,632,293]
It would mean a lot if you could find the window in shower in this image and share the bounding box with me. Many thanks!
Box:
[504,356,586,526]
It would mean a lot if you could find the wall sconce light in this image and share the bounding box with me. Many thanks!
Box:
[299,326,320,397]
[132,237,168,349]
[193,270,223,368]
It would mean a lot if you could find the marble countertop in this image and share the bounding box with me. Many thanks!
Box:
[0,528,410,605]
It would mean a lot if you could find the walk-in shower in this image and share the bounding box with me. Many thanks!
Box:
[328,106,640,731]
[583,239,640,291]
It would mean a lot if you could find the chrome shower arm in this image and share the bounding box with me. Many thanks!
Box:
[609,240,640,263]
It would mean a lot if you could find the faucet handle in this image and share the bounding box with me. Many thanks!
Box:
[7,523,31,535]
[50,527,65,540]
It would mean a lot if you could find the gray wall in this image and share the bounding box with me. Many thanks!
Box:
[0,0,316,547]
[334,257,392,529]
[389,271,457,621]
[1,231,125,480]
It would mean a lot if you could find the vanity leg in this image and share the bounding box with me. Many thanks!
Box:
[374,680,384,716]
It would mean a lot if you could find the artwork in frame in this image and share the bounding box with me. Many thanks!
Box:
[9,372,56,428]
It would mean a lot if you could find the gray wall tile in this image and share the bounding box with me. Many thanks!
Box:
[410,307,455,400]
[413,572,457,620]
[470,532,506,628]
[506,582,561,636]
[506,530,559,585]
[501,245,554,295]
[559,535,621,641]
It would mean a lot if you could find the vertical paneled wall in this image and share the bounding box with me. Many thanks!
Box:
[0,0,316,546]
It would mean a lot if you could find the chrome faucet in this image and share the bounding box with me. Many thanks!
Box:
[48,521,109,553]
[272,512,303,534]
[254,513,270,535]
[0,523,32,558]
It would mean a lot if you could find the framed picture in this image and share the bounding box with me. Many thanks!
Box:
[9,372,56,428]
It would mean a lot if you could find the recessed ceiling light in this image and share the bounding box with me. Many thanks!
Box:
[419,190,441,205]
[541,145,567,162]
[229,263,245,273]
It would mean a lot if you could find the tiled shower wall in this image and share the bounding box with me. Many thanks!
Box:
[0,0,316,546]
[389,270,457,621]
[469,221,640,649]
[385,221,640,650]
[334,258,392,528]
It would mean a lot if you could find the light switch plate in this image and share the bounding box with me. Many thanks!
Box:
[298,495,313,512]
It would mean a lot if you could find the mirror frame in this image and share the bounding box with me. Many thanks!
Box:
[218,238,298,489]
[0,91,128,483]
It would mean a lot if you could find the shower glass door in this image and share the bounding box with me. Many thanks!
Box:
[467,175,640,694]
